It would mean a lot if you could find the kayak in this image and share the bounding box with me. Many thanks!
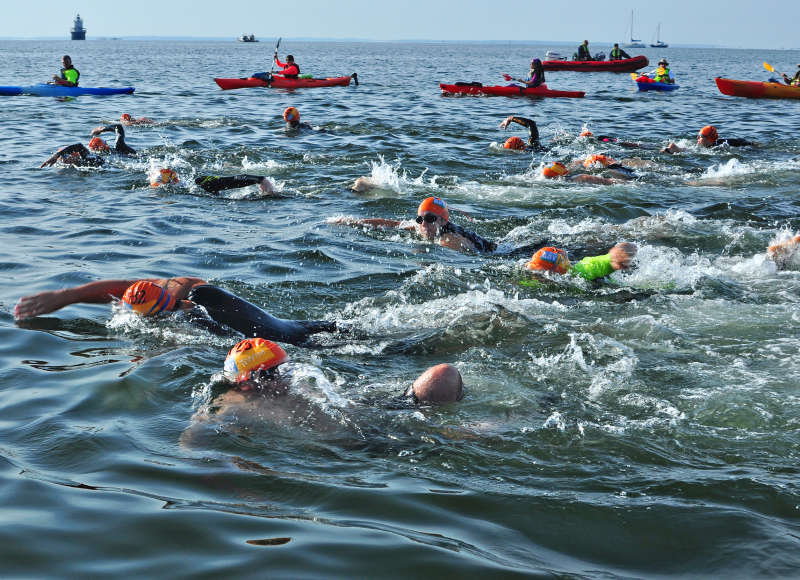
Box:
[542,56,649,72]
[715,77,800,100]
[0,84,134,97]
[635,77,679,91]
[439,82,585,98]
[214,74,357,90]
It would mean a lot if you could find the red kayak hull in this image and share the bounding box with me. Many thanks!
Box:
[715,77,800,100]
[214,76,354,90]
[439,83,584,98]
[542,56,649,72]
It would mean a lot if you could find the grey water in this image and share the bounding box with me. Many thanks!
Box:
[1,39,799,578]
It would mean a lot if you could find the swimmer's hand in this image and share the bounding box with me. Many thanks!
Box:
[609,242,637,270]
[258,177,276,195]
[90,126,106,137]
[499,115,515,130]
[660,142,683,154]
[15,289,70,319]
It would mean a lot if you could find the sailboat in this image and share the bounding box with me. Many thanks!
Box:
[624,11,645,48]
[651,23,668,48]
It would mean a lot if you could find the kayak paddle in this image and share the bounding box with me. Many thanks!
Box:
[502,73,513,81]
[271,37,282,73]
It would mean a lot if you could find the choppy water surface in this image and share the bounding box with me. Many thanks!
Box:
[1,40,799,578]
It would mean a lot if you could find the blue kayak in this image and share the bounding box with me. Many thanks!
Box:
[0,84,135,97]
[636,80,679,92]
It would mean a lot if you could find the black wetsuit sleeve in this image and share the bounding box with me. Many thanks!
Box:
[194,175,264,193]
[442,222,497,253]
[718,138,751,147]
[187,285,337,345]
[110,124,136,155]
[508,116,544,150]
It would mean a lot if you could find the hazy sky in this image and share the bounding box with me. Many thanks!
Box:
[3,0,799,49]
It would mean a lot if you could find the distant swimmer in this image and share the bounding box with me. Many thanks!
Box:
[540,155,636,185]
[661,125,752,154]
[89,124,137,155]
[499,115,547,151]
[52,55,79,87]
[40,143,103,168]
[523,243,638,281]
[14,278,339,345]
[577,129,644,150]
[282,106,312,131]
[332,196,498,253]
[767,234,800,270]
[194,174,277,195]
[274,53,299,79]
[120,113,154,126]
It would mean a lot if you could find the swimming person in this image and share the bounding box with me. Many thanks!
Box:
[499,115,547,151]
[524,243,638,281]
[120,113,154,126]
[89,124,137,155]
[194,174,277,195]
[541,156,636,185]
[14,278,339,346]
[332,196,497,253]
[282,106,313,131]
[661,125,752,154]
[52,55,79,87]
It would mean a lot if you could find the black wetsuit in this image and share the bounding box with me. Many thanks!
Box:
[51,144,103,167]
[195,174,265,194]
[506,116,547,151]
[187,285,337,345]
[440,222,497,253]
[714,138,751,147]
[93,124,136,155]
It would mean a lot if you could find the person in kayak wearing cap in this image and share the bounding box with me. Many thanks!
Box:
[652,59,674,83]
[499,115,547,151]
[88,124,137,155]
[540,155,636,184]
[576,40,593,61]
[52,55,79,87]
[14,277,339,345]
[120,113,154,126]
[274,53,299,79]
[282,106,313,131]
[610,44,631,60]
[523,242,637,281]
[332,196,497,253]
[661,125,751,154]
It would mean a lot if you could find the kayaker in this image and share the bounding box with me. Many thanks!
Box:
[89,124,137,155]
[511,59,545,88]
[274,53,299,79]
[14,278,339,346]
[40,144,103,168]
[653,59,674,83]
[610,44,631,60]
[194,174,277,195]
[120,113,154,126]
[524,242,637,281]
[499,115,547,151]
[576,40,593,61]
[661,125,752,154]
[331,196,497,253]
[782,64,800,86]
[283,106,313,131]
[52,55,79,87]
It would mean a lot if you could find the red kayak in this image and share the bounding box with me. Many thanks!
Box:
[715,77,800,100]
[542,56,648,72]
[214,73,357,90]
[439,82,584,98]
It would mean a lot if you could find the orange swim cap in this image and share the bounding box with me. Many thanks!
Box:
[121,281,177,316]
[525,247,571,274]
[120,113,132,122]
[699,125,718,141]
[504,136,526,150]
[150,168,179,187]
[283,106,300,122]
[542,162,568,179]
[417,196,449,220]
[224,338,288,382]
[583,154,614,168]
[579,129,593,137]
[88,137,110,152]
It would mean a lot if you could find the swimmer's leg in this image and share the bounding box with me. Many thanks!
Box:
[187,285,336,345]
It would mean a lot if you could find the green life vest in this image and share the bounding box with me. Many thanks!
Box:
[62,67,80,85]
[654,67,671,83]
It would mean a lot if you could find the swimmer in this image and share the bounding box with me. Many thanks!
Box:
[14,278,339,346]
[661,125,752,154]
[767,234,800,270]
[89,124,137,155]
[524,243,637,281]
[541,157,635,185]
[40,144,103,168]
[194,174,277,196]
[499,115,547,151]
[578,129,643,150]
[120,113,154,126]
[350,176,378,193]
[283,106,312,131]
[332,196,497,253]
[403,363,464,404]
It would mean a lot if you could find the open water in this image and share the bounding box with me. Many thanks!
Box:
[1,40,799,578]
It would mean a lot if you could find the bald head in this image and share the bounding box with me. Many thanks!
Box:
[410,364,464,404]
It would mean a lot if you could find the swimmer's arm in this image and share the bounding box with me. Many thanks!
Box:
[195,175,266,193]
[660,142,684,154]
[40,144,87,167]
[14,279,140,319]
[330,217,405,229]
[90,124,125,138]
[438,232,476,252]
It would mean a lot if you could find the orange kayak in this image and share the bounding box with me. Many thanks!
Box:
[715,77,800,100]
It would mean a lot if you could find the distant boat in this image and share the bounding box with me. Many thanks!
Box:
[651,23,669,48]
[238,34,259,43]
[71,14,86,41]
[624,11,645,48]
[544,50,567,61]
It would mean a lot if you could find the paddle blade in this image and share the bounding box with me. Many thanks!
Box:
[502,73,512,81]
[763,61,775,72]
[630,72,638,81]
